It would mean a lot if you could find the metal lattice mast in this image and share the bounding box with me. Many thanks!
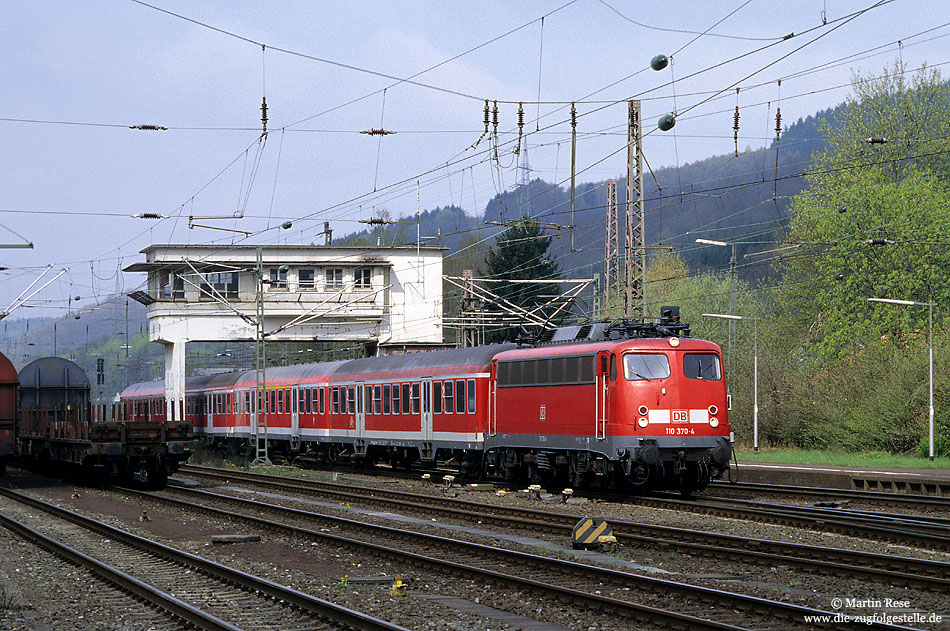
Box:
[604,179,619,311]
[252,248,270,465]
[624,100,645,319]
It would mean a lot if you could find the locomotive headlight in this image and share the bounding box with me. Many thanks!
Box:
[637,417,649,428]
[709,417,719,428]
[708,405,718,416]
[638,405,649,416]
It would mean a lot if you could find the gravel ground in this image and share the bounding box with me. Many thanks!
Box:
[4,467,949,630]
[189,471,950,627]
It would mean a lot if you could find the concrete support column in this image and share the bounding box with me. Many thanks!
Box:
[163,339,187,422]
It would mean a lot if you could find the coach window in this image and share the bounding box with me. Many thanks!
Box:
[433,381,442,414]
[455,380,465,413]
[443,380,453,413]
[364,385,372,414]
[373,385,382,414]
[683,353,722,381]
[623,353,671,381]
[467,379,476,413]
[330,387,339,414]
[401,383,410,414]
[245,391,251,414]
[392,384,400,414]
[383,385,391,414]
[286,389,293,414]
[303,389,311,414]
[319,388,326,415]
[347,386,356,414]
[410,383,420,414]
[278,389,285,414]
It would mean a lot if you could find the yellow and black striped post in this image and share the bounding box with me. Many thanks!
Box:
[572,518,614,550]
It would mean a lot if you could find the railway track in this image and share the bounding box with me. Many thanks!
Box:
[633,493,950,550]
[706,481,950,513]
[133,471,925,628]
[177,465,950,592]
[0,486,408,631]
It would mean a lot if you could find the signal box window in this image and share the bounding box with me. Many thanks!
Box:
[623,353,671,381]
[683,353,722,381]
[325,268,343,290]
[299,269,316,289]
[354,268,372,290]
[269,267,288,289]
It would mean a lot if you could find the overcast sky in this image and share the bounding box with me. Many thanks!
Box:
[1,0,947,319]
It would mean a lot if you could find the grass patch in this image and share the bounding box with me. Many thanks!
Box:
[735,448,950,469]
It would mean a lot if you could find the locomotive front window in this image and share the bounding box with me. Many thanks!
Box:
[683,353,722,381]
[623,353,671,381]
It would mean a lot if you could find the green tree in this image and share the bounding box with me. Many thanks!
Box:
[482,219,560,341]
[775,64,950,361]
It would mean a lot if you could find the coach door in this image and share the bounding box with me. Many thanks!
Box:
[595,352,609,440]
[354,382,365,439]
[421,378,433,443]
[290,387,300,449]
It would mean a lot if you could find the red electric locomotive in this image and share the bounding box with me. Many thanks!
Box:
[120,309,733,494]
[485,314,732,493]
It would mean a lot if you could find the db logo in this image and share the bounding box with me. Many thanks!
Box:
[539,405,546,420]
[671,410,689,423]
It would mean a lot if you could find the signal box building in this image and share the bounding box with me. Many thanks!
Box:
[125,244,445,415]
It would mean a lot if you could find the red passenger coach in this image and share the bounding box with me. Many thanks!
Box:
[119,309,733,494]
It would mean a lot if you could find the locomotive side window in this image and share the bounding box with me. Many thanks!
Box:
[433,381,442,414]
[443,380,453,414]
[467,379,476,413]
[411,383,420,414]
[623,353,671,380]
[383,385,391,414]
[609,354,618,381]
[683,353,722,381]
[401,383,410,413]
[455,380,465,413]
